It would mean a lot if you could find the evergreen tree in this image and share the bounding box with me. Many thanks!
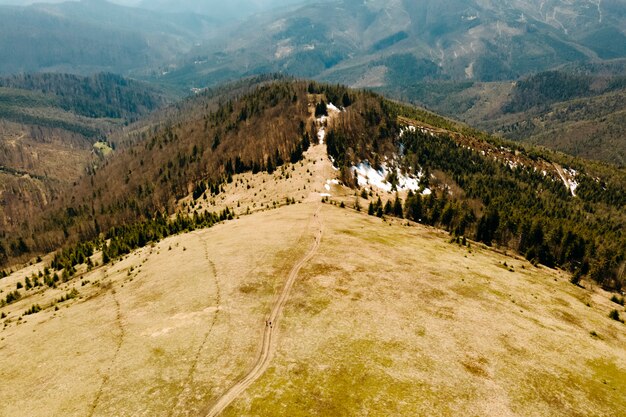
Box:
[384,200,393,215]
[404,192,423,222]
[315,101,328,117]
[393,195,404,218]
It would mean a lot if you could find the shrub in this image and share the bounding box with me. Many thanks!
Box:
[610,295,624,306]
[608,309,623,323]
[4,290,20,305]
[24,304,42,316]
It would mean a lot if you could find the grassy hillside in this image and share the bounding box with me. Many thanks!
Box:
[0,187,624,416]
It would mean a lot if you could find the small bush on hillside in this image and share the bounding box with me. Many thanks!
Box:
[24,304,42,316]
[609,309,623,323]
[570,270,582,286]
[3,290,20,305]
[57,288,79,303]
[610,295,624,306]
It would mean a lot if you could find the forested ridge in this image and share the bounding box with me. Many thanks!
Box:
[0,73,169,121]
[0,78,312,267]
[1,79,624,291]
[320,84,625,290]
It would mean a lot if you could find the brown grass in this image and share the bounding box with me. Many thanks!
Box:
[1,143,625,416]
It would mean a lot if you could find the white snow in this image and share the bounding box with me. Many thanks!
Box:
[351,160,422,193]
[315,102,342,144]
[317,126,326,144]
[399,125,416,138]
[320,193,332,197]
[565,168,579,196]
[324,183,331,191]
[352,161,392,192]
[327,103,342,113]
[422,188,432,196]
[555,166,579,197]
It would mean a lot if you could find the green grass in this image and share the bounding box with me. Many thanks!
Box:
[223,338,436,417]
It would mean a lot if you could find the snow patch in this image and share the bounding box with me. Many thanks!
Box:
[327,103,342,113]
[564,168,579,196]
[317,126,326,144]
[351,161,422,193]
[315,102,342,145]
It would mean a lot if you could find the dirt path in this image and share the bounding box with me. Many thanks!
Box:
[88,274,125,417]
[169,237,222,416]
[204,205,323,417]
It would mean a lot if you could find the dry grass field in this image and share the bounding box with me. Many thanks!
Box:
[1,143,625,416]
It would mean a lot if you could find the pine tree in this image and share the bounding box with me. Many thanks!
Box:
[342,92,352,108]
[404,193,422,222]
[384,200,393,215]
[393,195,403,218]
[315,101,328,117]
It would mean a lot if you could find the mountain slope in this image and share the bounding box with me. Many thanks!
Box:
[158,0,626,89]
[0,163,624,416]
[0,72,170,234]
[0,0,217,75]
[1,79,624,289]
[379,68,626,166]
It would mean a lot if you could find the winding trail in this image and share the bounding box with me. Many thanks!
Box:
[169,237,222,417]
[204,205,323,417]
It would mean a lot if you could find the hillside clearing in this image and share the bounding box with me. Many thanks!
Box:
[1,200,624,416]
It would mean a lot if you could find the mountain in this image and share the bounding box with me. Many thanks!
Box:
[2,79,624,289]
[0,72,171,233]
[138,0,306,23]
[0,78,625,417]
[158,0,626,89]
[0,0,218,75]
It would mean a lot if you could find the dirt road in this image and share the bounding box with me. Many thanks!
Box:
[204,205,323,417]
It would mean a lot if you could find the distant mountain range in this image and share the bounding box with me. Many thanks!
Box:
[3,0,625,83]
[161,0,626,88]
[1,0,626,165]
[0,0,218,75]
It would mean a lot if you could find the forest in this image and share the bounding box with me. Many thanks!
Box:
[1,79,624,291]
